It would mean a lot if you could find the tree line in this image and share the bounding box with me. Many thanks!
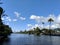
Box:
[19,17,60,36]
[0,7,12,39]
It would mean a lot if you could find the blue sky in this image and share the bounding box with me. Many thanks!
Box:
[1,0,60,32]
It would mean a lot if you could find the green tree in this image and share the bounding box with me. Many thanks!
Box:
[48,18,54,30]
[48,18,54,35]
[0,7,12,37]
[34,27,41,35]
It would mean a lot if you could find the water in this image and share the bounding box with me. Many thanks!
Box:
[0,34,60,45]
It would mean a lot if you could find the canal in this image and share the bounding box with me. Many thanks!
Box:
[1,34,60,45]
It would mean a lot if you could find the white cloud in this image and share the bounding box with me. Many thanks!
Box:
[34,24,40,28]
[6,17,10,19]
[14,11,26,21]
[1,17,5,20]
[5,17,12,22]
[27,24,42,30]
[51,23,60,29]
[29,14,60,29]
[30,14,58,23]
[14,11,20,17]
[56,15,60,23]
[27,24,32,27]
[30,15,41,23]
[30,15,40,20]
[6,23,9,25]
[30,15,48,23]
[8,18,11,22]
[20,17,26,20]
[13,19,17,21]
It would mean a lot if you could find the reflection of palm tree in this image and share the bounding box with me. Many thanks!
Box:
[48,18,54,30]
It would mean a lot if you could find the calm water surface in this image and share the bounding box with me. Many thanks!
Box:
[1,34,60,45]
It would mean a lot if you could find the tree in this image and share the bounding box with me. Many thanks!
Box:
[0,7,12,36]
[48,18,54,30]
[34,27,41,35]
[0,7,3,25]
[48,18,54,35]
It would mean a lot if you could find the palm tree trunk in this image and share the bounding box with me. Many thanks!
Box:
[49,22,51,35]
[49,22,51,30]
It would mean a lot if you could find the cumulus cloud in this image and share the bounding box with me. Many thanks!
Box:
[6,23,9,25]
[14,11,20,17]
[30,15,40,22]
[30,14,59,23]
[30,15,40,20]
[13,19,17,21]
[1,17,5,20]
[30,15,47,23]
[20,17,26,20]
[5,17,12,22]
[56,15,60,23]
[29,14,60,29]
[2,11,26,23]
[2,17,12,22]
[30,15,40,19]
[27,24,43,30]
[14,11,26,21]
[8,18,11,22]
[27,24,32,27]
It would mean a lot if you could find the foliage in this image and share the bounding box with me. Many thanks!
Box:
[0,7,12,37]
[48,18,54,30]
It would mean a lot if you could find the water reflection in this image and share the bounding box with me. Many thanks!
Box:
[0,36,10,45]
[0,34,60,45]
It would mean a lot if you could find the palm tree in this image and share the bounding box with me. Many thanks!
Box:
[0,7,3,25]
[48,18,54,30]
[48,18,54,35]
[0,7,8,32]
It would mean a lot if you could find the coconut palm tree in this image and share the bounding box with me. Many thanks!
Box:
[48,18,54,30]
[48,18,54,35]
